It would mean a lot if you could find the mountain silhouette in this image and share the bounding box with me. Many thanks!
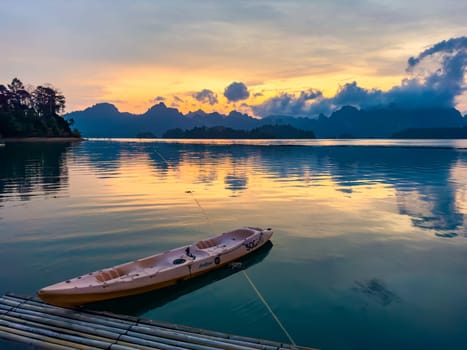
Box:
[262,106,466,138]
[66,103,467,138]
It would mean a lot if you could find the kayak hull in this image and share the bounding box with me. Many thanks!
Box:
[38,227,273,306]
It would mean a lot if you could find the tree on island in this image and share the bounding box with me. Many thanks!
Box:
[0,78,79,138]
[163,124,316,139]
[32,85,66,117]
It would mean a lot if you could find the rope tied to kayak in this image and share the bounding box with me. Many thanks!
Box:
[154,147,212,226]
[153,147,171,166]
[154,145,296,345]
[242,270,296,346]
[185,190,211,226]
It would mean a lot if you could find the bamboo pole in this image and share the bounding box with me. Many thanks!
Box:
[2,313,121,343]
[0,323,95,349]
[0,330,78,350]
[3,305,128,337]
[129,325,259,350]
[119,333,217,350]
[1,294,316,350]
[1,296,133,330]
[1,302,221,349]
[2,312,218,350]
[2,296,239,348]
[106,310,295,349]
[0,318,112,349]
[0,300,195,349]
[4,301,245,348]
[109,344,156,350]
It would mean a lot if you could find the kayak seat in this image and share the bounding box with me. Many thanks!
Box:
[196,237,222,249]
[196,229,255,249]
[95,268,126,282]
[227,229,256,239]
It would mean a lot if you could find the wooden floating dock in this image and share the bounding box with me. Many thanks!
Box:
[0,294,314,350]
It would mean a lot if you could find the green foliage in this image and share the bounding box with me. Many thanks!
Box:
[32,85,66,117]
[0,78,78,138]
[163,124,316,139]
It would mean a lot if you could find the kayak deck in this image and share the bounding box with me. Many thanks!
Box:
[38,227,273,305]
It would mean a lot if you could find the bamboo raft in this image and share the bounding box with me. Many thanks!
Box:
[0,294,314,350]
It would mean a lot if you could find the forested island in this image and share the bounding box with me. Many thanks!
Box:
[163,124,316,139]
[0,78,79,139]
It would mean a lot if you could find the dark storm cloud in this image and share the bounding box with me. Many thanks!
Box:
[253,37,467,117]
[407,37,467,68]
[304,83,386,116]
[252,89,323,116]
[192,89,218,105]
[331,82,383,107]
[224,82,250,102]
[403,36,467,108]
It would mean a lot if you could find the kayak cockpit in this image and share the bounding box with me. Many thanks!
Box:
[37,227,273,306]
[195,227,259,250]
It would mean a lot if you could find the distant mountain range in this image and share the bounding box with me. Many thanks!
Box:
[66,102,467,138]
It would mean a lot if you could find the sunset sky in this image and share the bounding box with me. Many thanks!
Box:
[1,0,466,116]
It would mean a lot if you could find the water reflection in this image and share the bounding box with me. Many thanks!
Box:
[224,174,248,193]
[0,142,72,203]
[74,141,123,176]
[320,147,465,235]
[88,241,273,315]
[1,140,466,238]
[224,158,249,195]
[2,140,467,349]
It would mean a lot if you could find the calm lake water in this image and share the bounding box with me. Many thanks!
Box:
[1,139,467,349]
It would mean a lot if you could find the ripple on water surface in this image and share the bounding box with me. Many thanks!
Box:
[0,139,466,349]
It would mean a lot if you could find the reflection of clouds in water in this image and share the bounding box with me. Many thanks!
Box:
[435,232,458,238]
[224,157,249,194]
[352,279,401,306]
[396,186,464,235]
[323,147,466,237]
[195,168,217,185]
[451,158,467,231]
[394,153,466,236]
[224,174,248,193]
[70,142,467,236]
